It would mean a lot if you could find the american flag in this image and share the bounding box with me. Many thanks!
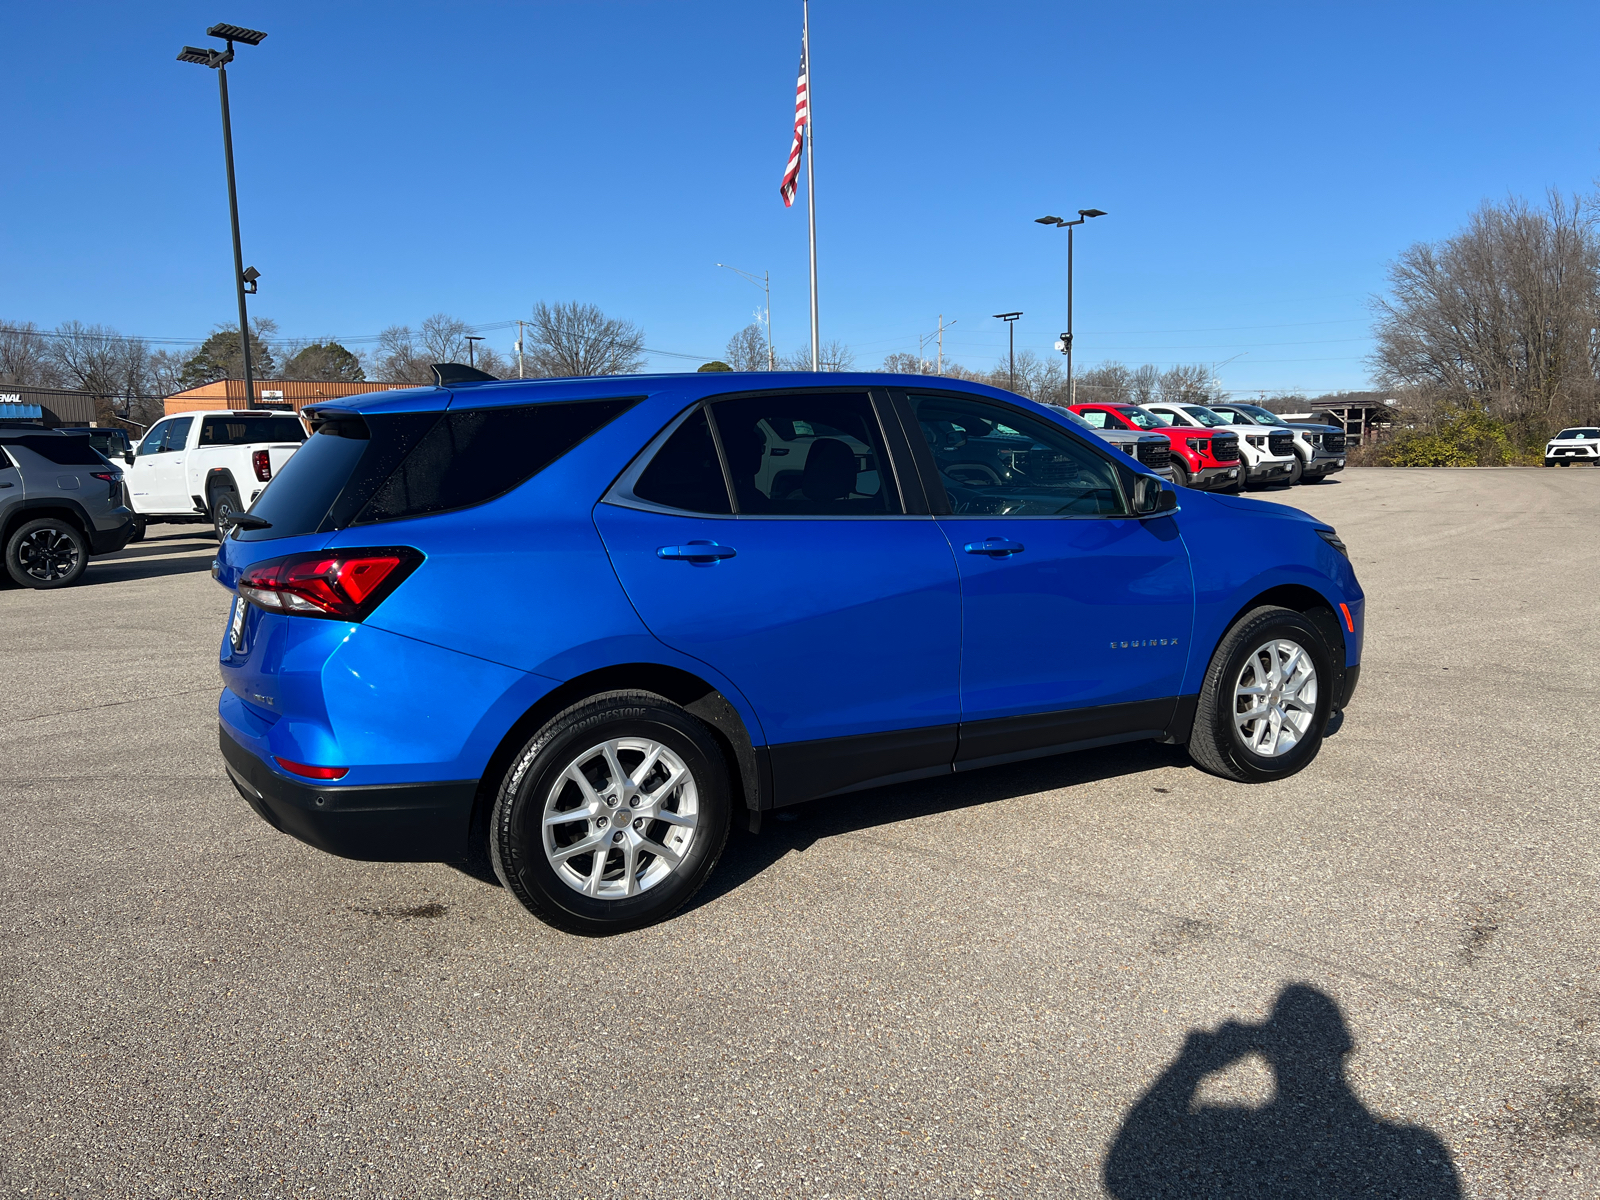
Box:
[779,38,808,207]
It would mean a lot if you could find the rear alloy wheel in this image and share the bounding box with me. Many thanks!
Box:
[491,690,731,934]
[210,486,242,541]
[127,516,147,544]
[1188,606,1334,783]
[5,517,89,589]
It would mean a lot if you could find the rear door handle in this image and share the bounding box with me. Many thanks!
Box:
[964,538,1024,557]
[657,541,737,563]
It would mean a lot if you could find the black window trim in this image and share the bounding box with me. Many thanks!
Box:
[602,387,932,521]
[886,385,1144,521]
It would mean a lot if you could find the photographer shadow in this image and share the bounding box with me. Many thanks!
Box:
[1104,984,1460,1198]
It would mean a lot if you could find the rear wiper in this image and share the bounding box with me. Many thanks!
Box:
[224,513,272,531]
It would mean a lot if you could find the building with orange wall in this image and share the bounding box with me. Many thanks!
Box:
[163,378,402,416]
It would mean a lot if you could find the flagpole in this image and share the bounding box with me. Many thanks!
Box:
[804,0,819,371]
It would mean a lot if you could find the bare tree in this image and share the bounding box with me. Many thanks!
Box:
[1157,364,1221,405]
[525,302,646,377]
[725,323,771,371]
[0,321,61,387]
[1077,362,1134,404]
[1131,364,1161,406]
[881,351,931,374]
[1372,191,1600,440]
[781,340,855,372]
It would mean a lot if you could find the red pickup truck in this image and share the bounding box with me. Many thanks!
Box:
[1068,403,1241,491]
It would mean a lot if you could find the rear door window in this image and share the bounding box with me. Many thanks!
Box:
[632,409,733,514]
[707,392,900,515]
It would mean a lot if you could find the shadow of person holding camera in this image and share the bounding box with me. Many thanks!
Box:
[1104,984,1460,1198]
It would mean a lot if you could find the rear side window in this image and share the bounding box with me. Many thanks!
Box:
[353,399,637,525]
[199,416,307,446]
[1,436,109,467]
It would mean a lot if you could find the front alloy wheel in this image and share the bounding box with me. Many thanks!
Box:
[1189,605,1334,782]
[1231,639,1318,757]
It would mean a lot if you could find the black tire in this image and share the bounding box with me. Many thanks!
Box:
[1188,606,1335,783]
[490,690,732,935]
[1302,473,1329,483]
[1284,456,1304,485]
[5,517,89,589]
[210,486,242,541]
[1170,459,1192,489]
[127,516,147,544]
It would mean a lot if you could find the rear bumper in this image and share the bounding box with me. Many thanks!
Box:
[89,511,135,555]
[219,725,477,863]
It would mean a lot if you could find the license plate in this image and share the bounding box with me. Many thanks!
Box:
[228,596,248,652]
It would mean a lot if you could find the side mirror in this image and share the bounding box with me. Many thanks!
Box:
[1131,476,1179,516]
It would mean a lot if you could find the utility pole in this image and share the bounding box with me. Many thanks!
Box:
[514,320,528,378]
[717,264,774,369]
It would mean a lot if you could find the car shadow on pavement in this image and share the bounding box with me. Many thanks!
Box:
[83,554,217,585]
[1102,984,1461,1199]
[688,739,1195,914]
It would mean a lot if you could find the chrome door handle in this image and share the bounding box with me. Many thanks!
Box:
[657,541,737,563]
[964,538,1024,557]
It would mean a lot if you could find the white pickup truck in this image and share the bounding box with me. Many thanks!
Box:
[123,410,306,540]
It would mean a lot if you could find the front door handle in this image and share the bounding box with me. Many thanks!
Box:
[657,540,737,563]
[0,482,12,488]
[964,538,1025,557]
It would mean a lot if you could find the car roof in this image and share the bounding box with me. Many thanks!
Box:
[301,371,1066,418]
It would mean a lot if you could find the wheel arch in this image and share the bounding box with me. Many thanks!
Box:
[463,663,766,875]
[2,500,92,547]
[1218,583,1346,666]
[205,468,240,508]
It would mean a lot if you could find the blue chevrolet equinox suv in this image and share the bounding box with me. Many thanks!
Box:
[213,372,1364,934]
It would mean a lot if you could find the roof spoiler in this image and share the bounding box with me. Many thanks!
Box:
[431,363,498,386]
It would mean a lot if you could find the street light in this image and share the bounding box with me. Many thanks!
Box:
[993,312,1023,392]
[464,335,484,369]
[178,23,268,409]
[1035,208,1106,405]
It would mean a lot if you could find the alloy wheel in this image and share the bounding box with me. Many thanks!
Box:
[18,528,81,582]
[1233,638,1318,757]
[542,737,700,899]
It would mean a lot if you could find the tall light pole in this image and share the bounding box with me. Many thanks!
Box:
[465,335,484,369]
[993,312,1022,391]
[716,263,775,369]
[1036,208,1106,405]
[179,24,267,409]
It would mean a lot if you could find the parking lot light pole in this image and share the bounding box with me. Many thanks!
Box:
[1035,208,1106,405]
[993,312,1022,391]
[178,24,267,409]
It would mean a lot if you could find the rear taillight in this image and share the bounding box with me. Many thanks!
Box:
[237,547,423,621]
[252,450,272,482]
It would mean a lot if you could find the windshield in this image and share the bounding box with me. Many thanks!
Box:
[1049,406,1101,432]
[1180,405,1230,427]
[1555,428,1599,440]
[1116,407,1170,429]
[1231,404,1289,426]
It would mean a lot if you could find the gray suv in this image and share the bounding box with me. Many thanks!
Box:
[0,427,136,588]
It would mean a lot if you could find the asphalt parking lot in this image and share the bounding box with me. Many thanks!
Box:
[3,467,1597,1199]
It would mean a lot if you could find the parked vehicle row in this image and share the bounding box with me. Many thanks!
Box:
[1065,401,1348,492]
[212,371,1365,934]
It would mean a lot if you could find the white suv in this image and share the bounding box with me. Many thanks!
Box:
[1544,427,1600,467]
[1144,402,1298,488]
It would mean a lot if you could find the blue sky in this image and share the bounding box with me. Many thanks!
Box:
[3,1,1597,396]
